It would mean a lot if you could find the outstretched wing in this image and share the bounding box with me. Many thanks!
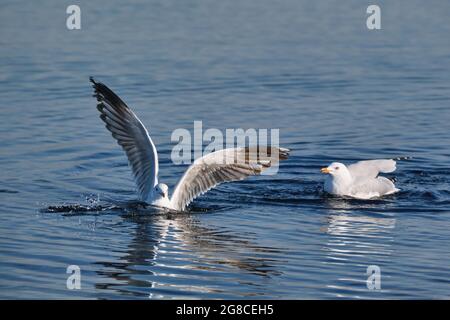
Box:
[90,77,158,201]
[170,146,290,211]
[348,159,396,181]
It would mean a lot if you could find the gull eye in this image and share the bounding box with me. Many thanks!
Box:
[334,167,339,170]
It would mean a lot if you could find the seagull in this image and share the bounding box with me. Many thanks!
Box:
[321,159,403,199]
[90,77,290,211]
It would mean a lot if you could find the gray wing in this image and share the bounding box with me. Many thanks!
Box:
[348,159,396,181]
[91,77,158,201]
[351,177,399,199]
[170,146,290,211]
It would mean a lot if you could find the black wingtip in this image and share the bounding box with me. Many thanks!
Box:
[89,78,131,115]
[393,156,412,161]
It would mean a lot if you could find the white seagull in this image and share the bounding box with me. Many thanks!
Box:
[321,159,402,199]
[90,78,289,211]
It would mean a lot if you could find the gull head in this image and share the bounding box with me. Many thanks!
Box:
[155,183,169,198]
[321,162,353,195]
[321,162,353,182]
[321,162,348,176]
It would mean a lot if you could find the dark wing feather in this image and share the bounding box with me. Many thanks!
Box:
[90,77,158,201]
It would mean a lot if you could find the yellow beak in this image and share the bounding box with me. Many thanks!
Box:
[321,167,331,174]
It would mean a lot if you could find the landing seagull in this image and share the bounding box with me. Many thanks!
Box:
[90,77,290,211]
[321,159,405,199]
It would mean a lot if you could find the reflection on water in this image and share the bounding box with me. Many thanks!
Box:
[325,211,396,262]
[322,203,397,298]
[326,213,396,241]
[91,208,284,299]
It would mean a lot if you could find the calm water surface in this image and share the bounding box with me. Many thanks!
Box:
[1,1,450,299]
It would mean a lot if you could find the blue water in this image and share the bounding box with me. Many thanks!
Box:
[1,0,450,299]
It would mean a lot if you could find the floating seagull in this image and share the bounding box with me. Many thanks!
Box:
[90,78,289,211]
[321,159,403,199]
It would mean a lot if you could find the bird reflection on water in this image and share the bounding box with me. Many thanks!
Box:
[61,203,288,298]
[320,198,397,297]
